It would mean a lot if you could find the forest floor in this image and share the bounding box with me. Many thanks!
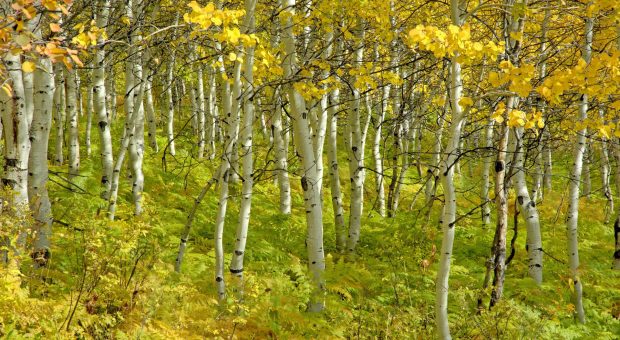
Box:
[2,132,620,339]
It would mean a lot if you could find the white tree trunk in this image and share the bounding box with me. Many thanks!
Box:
[513,127,543,284]
[564,17,593,324]
[207,66,217,159]
[195,64,206,159]
[53,65,65,166]
[85,73,93,157]
[489,117,509,308]
[166,58,176,156]
[129,98,145,216]
[346,24,366,257]
[108,0,145,219]
[599,110,613,223]
[1,52,30,211]
[425,98,447,220]
[23,69,34,129]
[145,77,158,153]
[212,18,245,301]
[230,0,257,295]
[373,81,389,217]
[280,0,325,311]
[543,128,552,191]
[392,102,416,214]
[66,68,80,178]
[436,3,465,337]
[28,50,55,265]
[481,119,494,225]
[326,85,346,251]
[228,60,243,184]
[273,87,292,214]
[93,0,114,197]
[128,0,145,217]
[532,5,550,199]
[582,140,591,199]
[107,80,144,220]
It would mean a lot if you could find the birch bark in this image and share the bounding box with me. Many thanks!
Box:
[346,24,366,257]
[66,68,80,178]
[1,51,29,211]
[512,126,543,284]
[93,0,114,198]
[28,43,55,264]
[564,17,593,323]
[230,0,257,294]
[53,65,65,166]
[280,0,325,311]
[85,73,93,157]
[436,2,465,337]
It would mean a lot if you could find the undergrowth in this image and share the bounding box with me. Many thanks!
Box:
[1,132,619,339]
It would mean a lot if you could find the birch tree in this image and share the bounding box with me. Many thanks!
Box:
[564,16,593,324]
[280,0,325,311]
[66,68,80,178]
[230,0,257,296]
[93,0,114,198]
[432,1,468,336]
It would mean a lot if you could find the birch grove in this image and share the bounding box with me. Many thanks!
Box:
[1,0,619,338]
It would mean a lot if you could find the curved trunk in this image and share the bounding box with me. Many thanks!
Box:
[436,3,465,337]
[564,17,593,324]
[211,33,231,297]
[107,80,144,220]
[435,61,464,339]
[175,176,217,272]
[513,127,543,284]
[212,15,245,300]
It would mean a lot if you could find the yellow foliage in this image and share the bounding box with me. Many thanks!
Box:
[21,60,35,73]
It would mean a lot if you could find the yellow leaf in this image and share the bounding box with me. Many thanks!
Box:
[22,61,36,73]
[509,31,523,41]
[50,23,61,32]
[228,52,237,61]
[70,54,84,67]
[459,96,473,107]
[488,72,502,87]
[211,16,222,26]
[599,125,611,139]
[14,34,30,47]
[1,83,12,97]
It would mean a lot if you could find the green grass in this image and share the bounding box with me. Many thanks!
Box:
[1,122,619,339]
